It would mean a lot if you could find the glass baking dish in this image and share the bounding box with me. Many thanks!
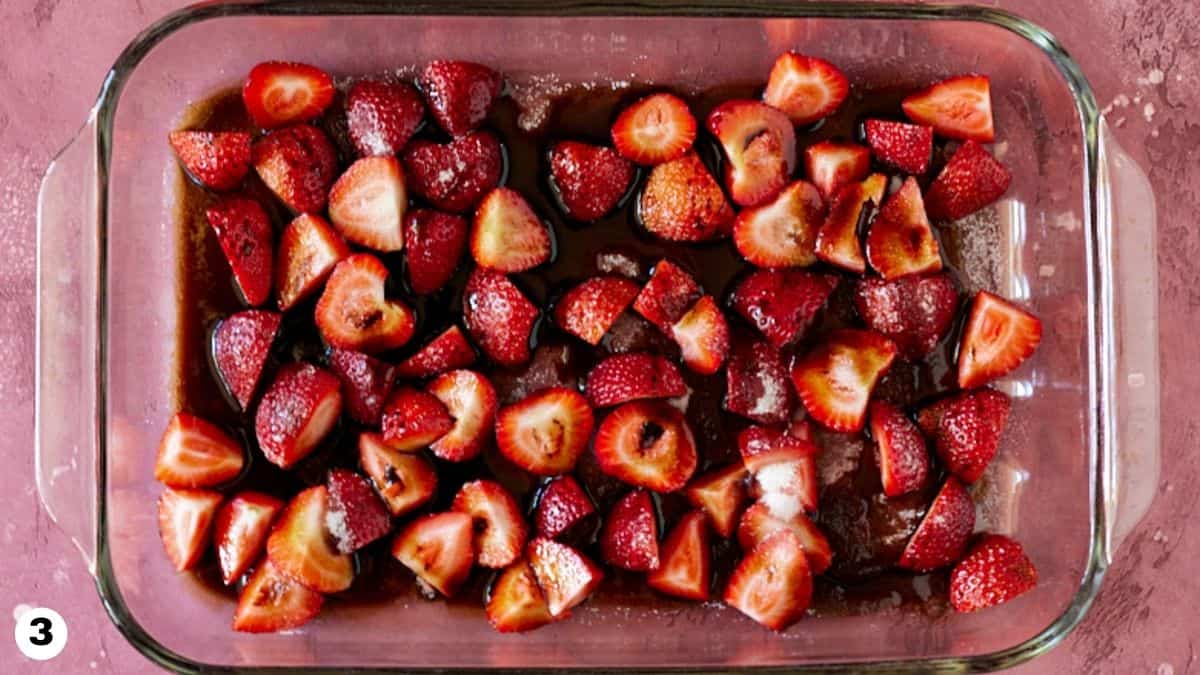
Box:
[35,1,1161,671]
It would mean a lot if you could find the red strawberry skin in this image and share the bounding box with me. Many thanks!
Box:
[897,477,976,572]
[463,267,538,367]
[601,490,660,572]
[639,152,735,241]
[869,400,930,498]
[254,363,343,469]
[327,348,396,426]
[730,269,839,348]
[950,534,1038,612]
[205,197,274,307]
[864,119,933,175]
[252,124,338,214]
[418,60,503,136]
[395,325,477,379]
[535,475,595,539]
[169,130,251,191]
[381,386,454,452]
[274,213,350,311]
[402,131,503,213]
[212,310,280,410]
[632,259,702,331]
[926,141,1013,222]
[854,273,959,359]
[345,78,426,157]
[326,468,392,554]
[917,389,1011,483]
[585,352,687,408]
[404,208,468,295]
[242,61,334,129]
[724,339,794,426]
[554,276,640,345]
[550,141,634,221]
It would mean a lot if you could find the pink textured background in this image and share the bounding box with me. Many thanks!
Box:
[3,1,1196,672]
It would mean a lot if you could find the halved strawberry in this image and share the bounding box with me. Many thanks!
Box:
[706,100,797,207]
[169,130,251,191]
[738,427,820,516]
[585,352,687,408]
[763,53,849,126]
[233,559,324,633]
[738,425,821,474]
[253,124,338,214]
[426,369,498,462]
[732,180,824,268]
[358,431,437,516]
[902,75,995,142]
[395,325,477,378]
[242,61,335,129]
[897,477,976,572]
[869,400,930,498]
[417,60,503,137]
[527,537,604,616]
[611,92,697,166]
[632,259,702,331]
[392,511,475,597]
[158,487,223,571]
[327,348,396,426]
[684,463,749,539]
[729,268,839,348]
[266,486,354,593]
[328,156,407,252]
[214,491,284,585]
[404,208,468,295]
[865,176,943,280]
[647,511,711,600]
[496,387,595,476]
[925,140,1012,222]
[462,267,538,367]
[639,152,735,241]
[601,489,660,571]
[325,468,391,554]
[402,131,503,213]
[804,140,870,201]
[550,141,635,221]
[554,276,640,345]
[864,119,933,175]
[254,363,343,469]
[155,412,245,488]
[724,339,794,426]
[950,534,1038,612]
[315,254,416,353]
[470,187,552,273]
[275,213,351,311]
[790,329,898,432]
[917,388,1011,484]
[487,559,555,633]
[593,400,697,493]
[345,78,426,157]
[957,291,1042,388]
[380,386,454,451]
[453,479,529,568]
[736,502,832,574]
[723,529,813,631]
[814,173,887,274]
[534,475,595,539]
[670,295,730,375]
[854,273,959,359]
[205,197,274,307]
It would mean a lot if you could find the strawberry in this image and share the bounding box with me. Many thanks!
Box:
[242,61,335,129]
[417,60,503,136]
[266,485,354,593]
[155,412,245,489]
[395,325,476,378]
[737,502,832,574]
[611,93,697,165]
[639,152,734,241]
[168,130,251,191]
[274,213,351,311]
[214,491,284,585]
[926,140,1013,222]
[763,53,849,126]
[706,100,797,207]
[470,187,552,273]
[534,475,595,539]
[487,559,555,633]
[865,176,943,279]
[495,387,595,476]
[950,534,1038,612]
[724,339,794,426]
[854,273,959,359]
[647,511,712,600]
[897,477,976,572]
[585,352,687,408]
[254,363,343,469]
[327,348,396,426]
[804,140,870,201]
[902,75,995,142]
[864,119,933,175]
[358,432,437,516]
[325,468,391,554]
[392,511,475,597]
[381,386,454,451]
[729,268,839,348]
[868,400,930,498]
[738,427,820,516]
[549,141,635,221]
[253,124,338,213]
[462,267,538,367]
[315,254,416,353]
[684,463,749,539]
[671,295,730,375]
[601,489,660,571]
[738,425,821,474]
[527,537,604,616]
[593,401,697,493]
[957,291,1042,388]
[790,329,898,432]
[403,209,468,295]
[916,388,1011,484]
[632,259,702,331]
[233,559,324,633]
[732,180,824,268]
[401,131,503,213]
[205,197,274,306]
[426,369,498,462]
[452,480,529,568]
[554,276,640,345]
[158,487,223,572]
[345,78,426,157]
[723,529,813,631]
[814,173,887,274]
[328,156,407,252]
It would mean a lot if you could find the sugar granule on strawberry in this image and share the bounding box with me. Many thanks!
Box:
[395,325,476,379]
[169,130,251,191]
[535,475,595,540]
[601,489,661,572]
[327,348,396,426]
[730,268,838,348]
[404,208,468,295]
[585,352,687,408]
[554,276,640,345]
[550,141,635,221]
[418,60,504,136]
[326,468,392,554]
[402,131,503,213]
[864,119,933,175]
[462,267,539,367]
[724,339,794,426]
[950,534,1038,612]
[917,388,1011,484]
[205,197,274,307]
[926,140,1013,222]
[345,78,426,157]
[253,123,338,214]
[639,152,734,241]
[211,310,280,410]
[854,273,959,359]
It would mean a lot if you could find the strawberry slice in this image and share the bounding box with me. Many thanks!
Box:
[639,152,735,241]
[242,61,334,129]
[380,386,454,451]
[158,487,223,572]
[527,537,604,617]
[402,131,503,213]
[325,468,391,554]
[254,363,343,469]
[739,426,820,516]
[902,75,995,142]
[233,559,324,633]
[926,140,1013,222]
[395,325,476,378]
[267,485,354,593]
[554,276,640,345]
[854,273,959,359]
[417,60,503,137]
[724,339,794,426]
[155,412,245,488]
[869,400,930,498]
[550,141,635,221]
[471,187,552,273]
[611,93,697,165]
[732,180,824,268]
[487,559,555,633]
[632,259,702,332]
[917,388,1011,484]
[328,156,407,252]
[426,369,498,462]
[594,400,698,493]
[392,511,475,597]
[763,53,850,126]
[736,502,832,574]
[327,348,396,426]
[723,529,813,631]
[730,268,839,348]
[897,477,976,572]
[253,124,338,214]
[865,176,943,280]
[274,213,351,311]
[403,208,468,295]
[684,463,749,539]
[345,78,426,157]
[707,100,797,207]
[670,295,730,375]
[462,267,538,367]
[214,491,284,585]
[950,534,1038,612]
[496,387,595,476]
[957,291,1042,388]
[864,119,933,175]
[453,479,529,568]
[315,254,416,353]
[534,475,595,539]
[205,197,274,307]
[647,511,712,600]
[169,130,251,191]
[814,173,887,274]
[358,432,437,516]
[790,329,898,432]
[804,140,870,201]
[585,352,687,408]
[738,425,820,474]
[601,489,660,571]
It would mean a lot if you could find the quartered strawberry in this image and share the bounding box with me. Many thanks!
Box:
[864,119,933,175]
[763,53,849,126]
[535,475,595,539]
[315,254,416,353]
[395,325,476,378]
[926,140,1013,221]
[729,268,839,348]
[707,100,797,207]
[169,130,251,191]
[426,369,498,462]
[957,291,1042,388]
[897,477,976,572]
[496,387,595,476]
[254,363,343,469]
[632,259,702,332]
[471,187,552,273]
[869,400,930,498]
[358,431,437,516]
[401,131,503,213]
[381,386,454,451]
[345,78,426,157]
[328,156,407,252]
[274,213,351,311]
[738,425,821,474]
[790,329,898,432]
[670,296,730,375]
[611,92,697,166]
[453,479,529,568]
[487,559,555,633]
[527,537,604,617]
[267,485,354,593]
[327,348,396,426]
[814,173,887,274]
[903,75,995,142]
[550,141,634,221]
[738,427,820,516]
[854,273,959,359]
[585,352,687,408]
[233,559,324,633]
[917,388,1011,484]
[733,179,824,268]
[594,400,698,493]
[647,511,711,600]
[417,60,503,136]
[804,140,870,201]
[724,339,794,425]
[601,489,660,571]
[684,463,749,539]
[950,534,1038,612]
[214,491,283,585]
[737,502,832,574]
[639,152,735,241]
[392,511,475,597]
[158,487,223,572]
[865,176,943,280]
[554,276,640,345]
[155,412,245,489]
[205,197,274,307]
[723,529,813,631]
[253,124,338,213]
[325,468,391,554]
[404,208,468,295]
[463,267,539,367]
[242,61,335,129]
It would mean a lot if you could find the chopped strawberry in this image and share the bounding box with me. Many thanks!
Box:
[168,130,251,191]
[736,502,832,574]
[426,369,498,462]
[315,254,416,353]
[417,60,503,136]
[155,412,245,488]
[706,100,797,206]
[868,400,930,498]
[470,187,552,273]
[632,259,702,331]
[211,308,279,409]
[723,529,813,631]
[381,386,453,451]
[804,140,870,201]
[403,208,468,295]
[327,348,396,426]
[865,176,943,279]
[205,197,274,307]
[902,75,995,142]
[916,388,1011,484]
[601,489,660,571]
[684,463,749,539]
[639,152,735,241]
[325,468,391,554]
[926,141,1013,222]
[814,173,887,274]
[534,475,595,539]
[647,511,712,600]
[328,156,407,252]
[738,427,820,515]
[585,352,687,408]
[358,432,437,516]
[550,141,635,221]
[452,479,529,568]
[395,325,476,378]
[254,363,343,469]
[611,93,697,165]
[253,124,338,214]
[897,477,976,572]
[266,485,354,593]
[487,559,555,633]
[233,559,324,633]
[763,53,849,126]
[737,425,821,474]
[670,295,730,375]
[790,329,898,432]
[854,273,959,359]
[864,119,933,175]
[462,267,539,367]
[950,534,1038,612]
[554,276,640,345]
[158,487,223,572]
[724,339,794,426]
[242,61,334,129]
[729,268,839,348]
[496,387,595,476]
[732,180,824,268]
[214,491,284,585]
[593,400,697,493]
[527,537,604,616]
[392,511,475,597]
[274,213,351,311]
[345,78,426,157]
[957,291,1043,388]
[401,131,503,213]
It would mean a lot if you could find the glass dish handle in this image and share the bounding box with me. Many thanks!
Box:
[35,112,101,574]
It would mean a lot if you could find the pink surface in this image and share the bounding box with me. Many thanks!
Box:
[2,1,1195,672]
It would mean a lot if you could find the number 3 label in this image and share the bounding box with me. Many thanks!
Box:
[14,607,67,660]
